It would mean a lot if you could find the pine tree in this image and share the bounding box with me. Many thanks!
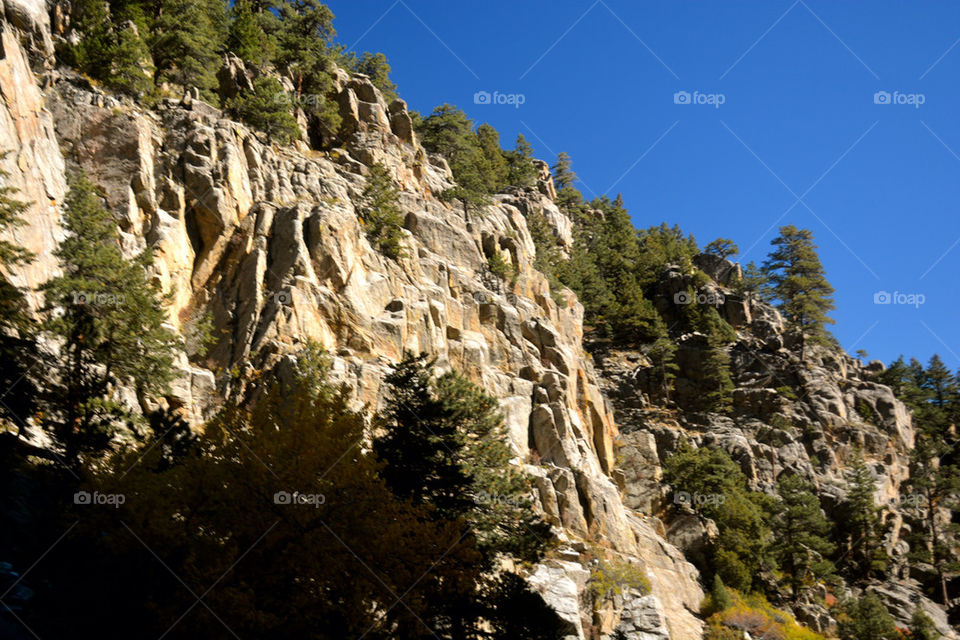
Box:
[374,354,550,563]
[358,163,405,260]
[227,75,300,143]
[710,574,732,612]
[476,123,509,193]
[909,607,940,640]
[771,474,835,601]
[0,156,38,436]
[272,0,340,132]
[761,225,835,361]
[151,0,227,105]
[506,134,538,188]
[227,0,274,64]
[551,152,582,212]
[704,238,739,260]
[39,175,178,467]
[106,22,156,99]
[837,592,900,640]
[840,450,888,579]
[417,104,491,216]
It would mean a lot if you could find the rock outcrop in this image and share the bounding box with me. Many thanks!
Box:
[0,6,703,638]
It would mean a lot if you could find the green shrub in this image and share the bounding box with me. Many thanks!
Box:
[487,251,516,281]
[227,76,300,144]
[588,555,651,601]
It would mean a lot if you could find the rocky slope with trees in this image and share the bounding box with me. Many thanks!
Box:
[0,2,956,639]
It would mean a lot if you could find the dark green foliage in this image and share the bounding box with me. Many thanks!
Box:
[551,152,582,213]
[39,175,178,467]
[340,51,398,102]
[909,607,940,640]
[838,451,889,580]
[61,0,157,99]
[836,592,900,640]
[710,574,733,612]
[226,75,300,143]
[476,123,509,193]
[358,163,405,259]
[417,104,499,213]
[487,251,515,281]
[635,222,699,289]
[506,134,539,188]
[662,442,773,591]
[227,0,274,64]
[373,354,551,563]
[557,191,665,343]
[761,225,835,361]
[771,474,835,601]
[0,157,39,436]
[704,238,739,259]
[151,0,227,104]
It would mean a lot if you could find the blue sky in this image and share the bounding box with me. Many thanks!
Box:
[328,0,960,371]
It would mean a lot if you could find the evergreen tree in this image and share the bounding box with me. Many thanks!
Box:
[909,607,940,640]
[761,225,835,361]
[691,306,735,413]
[709,574,732,612]
[771,474,835,601]
[227,75,300,143]
[227,0,274,64]
[106,21,156,99]
[506,134,538,188]
[374,354,550,563]
[551,152,582,212]
[39,175,178,467]
[662,442,773,591]
[704,238,739,260]
[272,0,341,133]
[39,347,481,639]
[836,592,900,640]
[151,0,227,105]
[417,104,491,216]
[358,163,405,260]
[476,123,509,193]
[0,157,38,436]
[840,450,888,579]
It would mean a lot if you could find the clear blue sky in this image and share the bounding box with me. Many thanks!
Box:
[328,0,960,371]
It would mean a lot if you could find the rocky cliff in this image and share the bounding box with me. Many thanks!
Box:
[1,3,955,639]
[0,3,701,638]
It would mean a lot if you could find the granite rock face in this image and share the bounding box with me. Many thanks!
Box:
[0,8,703,638]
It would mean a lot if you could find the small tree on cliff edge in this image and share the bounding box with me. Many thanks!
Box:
[761,225,835,362]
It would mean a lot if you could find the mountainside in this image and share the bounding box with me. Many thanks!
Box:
[0,3,956,639]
